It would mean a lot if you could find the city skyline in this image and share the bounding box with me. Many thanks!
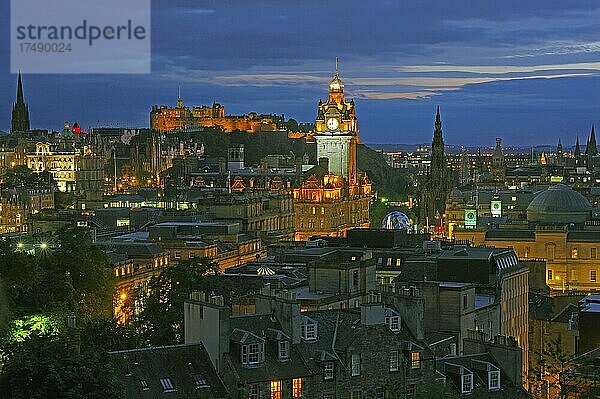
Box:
[0,1,599,145]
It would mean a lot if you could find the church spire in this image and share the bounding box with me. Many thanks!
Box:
[16,71,24,104]
[432,106,444,147]
[588,125,597,157]
[575,136,581,159]
[11,71,30,133]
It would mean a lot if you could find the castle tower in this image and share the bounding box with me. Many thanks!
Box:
[313,59,358,188]
[11,71,30,133]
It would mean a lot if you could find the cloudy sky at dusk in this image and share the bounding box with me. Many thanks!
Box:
[0,0,599,146]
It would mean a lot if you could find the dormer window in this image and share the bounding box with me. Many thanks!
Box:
[278,340,290,361]
[301,316,317,341]
[385,308,401,332]
[489,369,500,391]
[242,342,264,365]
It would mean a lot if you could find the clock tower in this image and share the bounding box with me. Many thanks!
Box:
[314,60,358,187]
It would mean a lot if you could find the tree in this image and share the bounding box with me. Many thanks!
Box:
[0,165,54,188]
[0,331,124,399]
[529,335,572,399]
[137,257,220,346]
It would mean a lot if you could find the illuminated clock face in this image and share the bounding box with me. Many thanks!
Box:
[326,118,339,130]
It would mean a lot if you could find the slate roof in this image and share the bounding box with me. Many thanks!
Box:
[108,343,228,398]
[437,353,529,398]
[224,314,312,383]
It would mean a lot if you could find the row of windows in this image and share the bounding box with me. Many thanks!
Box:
[547,269,597,282]
[346,351,421,378]
[248,378,302,399]
[545,245,600,261]
[139,374,208,393]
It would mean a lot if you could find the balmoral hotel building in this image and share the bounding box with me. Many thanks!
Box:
[293,65,371,241]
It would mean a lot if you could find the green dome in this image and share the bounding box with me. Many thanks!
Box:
[527,184,591,224]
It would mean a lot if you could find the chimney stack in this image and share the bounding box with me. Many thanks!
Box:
[318,157,329,172]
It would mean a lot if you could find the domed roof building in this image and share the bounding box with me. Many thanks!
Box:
[448,187,465,204]
[526,184,592,225]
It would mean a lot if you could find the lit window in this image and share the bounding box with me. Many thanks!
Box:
[324,362,334,380]
[270,380,281,399]
[547,269,553,280]
[411,352,421,369]
[591,270,597,282]
[248,383,259,399]
[462,373,473,393]
[292,378,302,398]
[351,354,361,376]
[396,258,401,267]
[279,340,290,361]
[572,248,578,259]
[350,391,362,399]
[489,370,500,390]
[192,374,208,389]
[140,380,149,391]
[160,377,175,392]
[389,350,399,372]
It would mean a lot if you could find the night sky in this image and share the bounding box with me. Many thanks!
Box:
[0,0,599,146]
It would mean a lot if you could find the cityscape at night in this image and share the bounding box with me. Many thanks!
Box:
[0,1,599,398]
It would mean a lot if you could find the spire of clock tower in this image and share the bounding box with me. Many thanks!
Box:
[329,58,344,94]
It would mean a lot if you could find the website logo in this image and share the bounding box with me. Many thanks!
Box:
[11,0,151,74]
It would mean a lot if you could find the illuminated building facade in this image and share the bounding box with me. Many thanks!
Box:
[150,96,284,133]
[293,65,371,240]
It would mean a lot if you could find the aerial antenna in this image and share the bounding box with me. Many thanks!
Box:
[335,57,339,76]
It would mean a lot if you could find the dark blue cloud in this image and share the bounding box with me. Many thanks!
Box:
[0,0,598,146]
